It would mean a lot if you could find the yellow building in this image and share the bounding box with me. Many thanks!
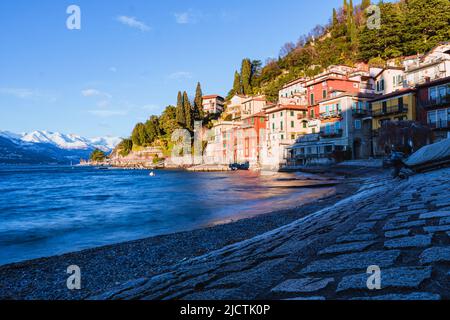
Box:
[371,88,416,130]
[370,88,417,156]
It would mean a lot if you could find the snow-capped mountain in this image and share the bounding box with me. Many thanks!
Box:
[0,130,121,164]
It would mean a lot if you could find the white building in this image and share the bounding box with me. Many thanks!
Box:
[202,95,225,114]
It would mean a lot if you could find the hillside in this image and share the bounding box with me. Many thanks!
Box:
[228,0,450,101]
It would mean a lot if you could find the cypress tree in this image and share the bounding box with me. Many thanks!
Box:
[232,71,242,95]
[193,82,204,120]
[332,8,338,27]
[361,0,371,10]
[176,91,186,127]
[183,91,193,131]
[241,59,253,95]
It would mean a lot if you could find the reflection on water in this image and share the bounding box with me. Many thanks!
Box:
[0,166,335,265]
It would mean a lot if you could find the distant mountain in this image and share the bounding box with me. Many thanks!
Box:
[0,130,121,165]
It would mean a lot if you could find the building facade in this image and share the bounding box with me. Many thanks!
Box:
[202,95,225,114]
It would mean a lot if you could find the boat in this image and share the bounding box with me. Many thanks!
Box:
[229,162,250,171]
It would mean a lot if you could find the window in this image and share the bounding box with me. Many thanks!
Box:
[280,121,283,131]
[280,112,283,117]
[429,87,437,101]
[323,90,327,99]
[382,101,387,113]
[335,122,341,131]
[291,134,295,140]
[381,79,385,91]
[260,117,265,124]
[310,93,315,105]
[310,109,315,118]
[428,111,437,125]
[355,120,362,130]
[437,109,446,127]
[272,123,275,130]
[302,121,307,129]
[290,111,294,117]
[291,121,294,128]
[281,134,284,140]
[312,128,316,134]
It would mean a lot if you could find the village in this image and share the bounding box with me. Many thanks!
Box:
[194,43,450,172]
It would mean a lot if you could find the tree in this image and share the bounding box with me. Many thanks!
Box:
[332,8,338,27]
[232,71,242,96]
[361,0,371,10]
[118,139,133,157]
[193,82,204,120]
[176,91,185,127]
[90,149,106,162]
[240,58,253,95]
[144,115,161,144]
[279,42,296,58]
[131,122,148,146]
[159,105,178,136]
[183,91,193,131]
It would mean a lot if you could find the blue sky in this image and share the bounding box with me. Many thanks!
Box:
[0,0,363,138]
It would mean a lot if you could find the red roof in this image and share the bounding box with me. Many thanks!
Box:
[203,94,224,100]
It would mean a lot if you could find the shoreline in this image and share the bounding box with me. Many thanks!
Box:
[0,167,377,300]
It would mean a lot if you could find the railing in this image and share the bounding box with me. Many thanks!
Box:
[352,108,371,116]
[320,129,343,138]
[372,104,409,117]
[419,95,450,108]
[428,120,450,130]
[297,113,309,120]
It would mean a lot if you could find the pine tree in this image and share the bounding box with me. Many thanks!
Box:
[241,59,253,95]
[232,71,242,96]
[176,91,186,127]
[183,91,193,131]
[193,82,204,120]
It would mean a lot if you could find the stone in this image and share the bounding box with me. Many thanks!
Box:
[383,220,426,231]
[424,225,450,233]
[440,217,450,225]
[318,241,376,255]
[384,235,432,249]
[336,234,377,243]
[420,247,450,264]
[351,222,377,233]
[385,229,410,238]
[300,250,400,274]
[419,211,450,220]
[336,266,432,292]
[352,292,440,300]
[285,296,326,300]
[367,213,388,221]
[271,277,334,293]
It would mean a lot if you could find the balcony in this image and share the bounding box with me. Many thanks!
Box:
[319,111,342,120]
[352,108,371,117]
[428,120,450,130]
[420,95,450,108]
[372,104,409,117]
[320,129,343,138]
[297,113,309,120]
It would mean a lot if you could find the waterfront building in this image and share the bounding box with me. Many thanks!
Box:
[416,76,450,141]
[202,95,225,114]
[226,94,248,121]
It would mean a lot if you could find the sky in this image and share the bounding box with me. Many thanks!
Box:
[0,0,365,139]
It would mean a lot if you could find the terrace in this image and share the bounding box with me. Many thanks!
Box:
[372,104,409,117]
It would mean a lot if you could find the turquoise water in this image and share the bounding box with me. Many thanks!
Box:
[0,166,331,265]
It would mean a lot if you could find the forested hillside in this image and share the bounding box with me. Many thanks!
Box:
[228,0,450,101]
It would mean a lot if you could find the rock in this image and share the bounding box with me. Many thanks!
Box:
[367,214,388,221]
[285,296,326,300]
[440,217,450,225]
[271,277,334,293]
[336,266,432,292]
[318,241,376,255]
[351,222,377,234]
[383,220,426,231]
[424,225,450,233]
[352,292,440,300]
[336,234,377,243]
[385,229,410,238]
[300,250,400,274]
[420,247,450,264]
[419,211,450,220]
[384,235,432,249]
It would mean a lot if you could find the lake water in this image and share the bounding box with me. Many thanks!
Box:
[0,166,333,265]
